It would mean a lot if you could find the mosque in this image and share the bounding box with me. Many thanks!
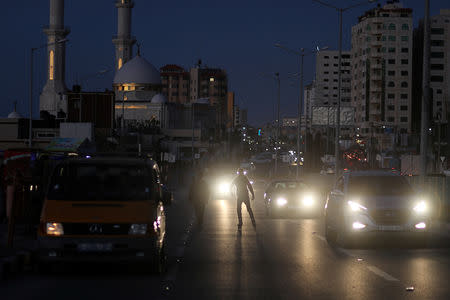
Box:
[38,0,169,129]
[1,0,228,157]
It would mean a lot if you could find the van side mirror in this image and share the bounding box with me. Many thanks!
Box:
[161,185,173,206]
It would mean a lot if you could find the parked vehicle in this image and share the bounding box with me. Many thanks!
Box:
[36,157,172,273]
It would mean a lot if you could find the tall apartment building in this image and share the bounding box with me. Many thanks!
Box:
[189,65,228,105]
[160,65,190,104]
[161,62,228,107]
[304,82,316,120]
[313,50,352,136]
[412,9,450,133]
[233,106,247,127]
[315,50,352,107]
[351,2,413,145]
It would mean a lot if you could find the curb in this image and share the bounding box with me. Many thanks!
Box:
[0,255,20,280]
[0,250,32,280]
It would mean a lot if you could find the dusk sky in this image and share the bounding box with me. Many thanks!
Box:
[1,0,448,126]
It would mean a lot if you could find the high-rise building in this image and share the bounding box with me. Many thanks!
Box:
[189,64,228,105]
[160,65,190,104]
[351,2,413,146]
[412,9,450,132]
[304,82,315,120]
[315,50,352,107]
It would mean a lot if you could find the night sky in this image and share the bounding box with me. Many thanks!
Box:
[1,0,447,126]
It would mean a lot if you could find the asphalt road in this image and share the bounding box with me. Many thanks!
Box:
[1,178,449,300]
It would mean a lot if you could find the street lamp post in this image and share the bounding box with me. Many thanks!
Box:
[313,0,377,180]
[420,0,431,184]
[192,102,195,166]
[274,44,328,179]
[28,38,68,148]
[275,72,281,176]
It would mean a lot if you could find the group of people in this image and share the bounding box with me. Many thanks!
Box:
[189,168,256,230]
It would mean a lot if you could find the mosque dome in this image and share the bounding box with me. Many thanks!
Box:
[151,93,167,104]
[113,55,161,85]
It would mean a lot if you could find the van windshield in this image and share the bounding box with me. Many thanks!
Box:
[47,163,153,201]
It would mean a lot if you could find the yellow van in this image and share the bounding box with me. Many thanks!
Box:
[36,156,172,273]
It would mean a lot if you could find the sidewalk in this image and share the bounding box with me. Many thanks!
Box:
[0,223,36,280]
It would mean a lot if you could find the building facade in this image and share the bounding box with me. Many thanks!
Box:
[189,65,228,105]
[160,64,190,104]
[351,2,413,148]
[315,50,352,107]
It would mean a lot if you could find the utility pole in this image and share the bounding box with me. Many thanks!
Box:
[334,8,343,180]
[420,0,430,184]
[298,52,304,178]
[29,48,34,148]
[275,72,280,176]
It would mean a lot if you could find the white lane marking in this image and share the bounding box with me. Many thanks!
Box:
[314,235,399,283]
[314,234,356,258]
[367,265,399,282]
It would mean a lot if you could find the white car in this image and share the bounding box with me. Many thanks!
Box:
[324,170,432,247]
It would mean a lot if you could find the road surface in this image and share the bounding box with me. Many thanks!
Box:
[1,180,449,300]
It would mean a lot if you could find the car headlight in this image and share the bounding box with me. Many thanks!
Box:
[46,222,64,236]
[277,197,288,206]
[413,201,427,214]
[129,224,148,235]
[347,201,367,212]
[218,182,229,194]
[302,194,314,206]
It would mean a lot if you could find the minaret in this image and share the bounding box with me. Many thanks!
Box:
[39,0,70,117]
[112,0,136,71]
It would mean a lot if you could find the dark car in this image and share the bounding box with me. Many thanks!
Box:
[264,180,320,217]
[324,170,432,247]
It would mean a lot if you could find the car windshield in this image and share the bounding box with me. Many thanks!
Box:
[274,182,308,190]
[47,163,153,201]
[348,175,412,196]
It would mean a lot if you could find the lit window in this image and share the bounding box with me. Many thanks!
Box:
[210,77,215,82]
[118,58,123,70]
[49,50,54,80]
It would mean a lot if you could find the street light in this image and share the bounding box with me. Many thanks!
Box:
[420,0,431,184]
[313,0,378,179]
[29,38,68,148]
[274,43,328,179]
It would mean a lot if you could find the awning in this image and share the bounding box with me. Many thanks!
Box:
[45,138,86,152]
